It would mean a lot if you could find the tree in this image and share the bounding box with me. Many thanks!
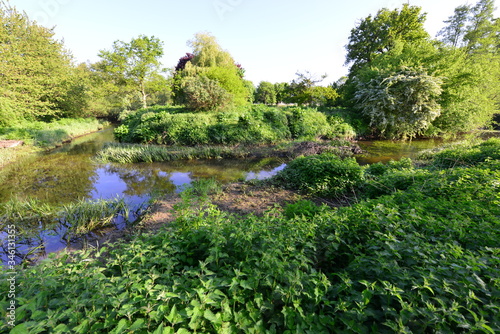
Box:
[94,35,165,108]
[438,5,470,48]
[355,67,443,139]
[464,0,498,52]
[0,1,76,121]
[255,81,277,105]
[345,4,429,72]
[181,76,230,111]
[285,71,327,105]
[173,32,251,110]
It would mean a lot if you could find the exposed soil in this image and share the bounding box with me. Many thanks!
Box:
[211,182,301,216]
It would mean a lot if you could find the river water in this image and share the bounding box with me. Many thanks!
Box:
[0,128,497,264]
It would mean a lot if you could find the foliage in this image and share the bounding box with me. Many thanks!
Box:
[0,2,81,120]
[272,153,364,197]
[2,140,499,333]
[181,76,231,112]
[345,4,429,71]
[254,81,277,105]
[423,137,500,169]
[93,35,165,109]
[114,105,354,145]
[0,118,104,148]
[283,199,325,219]
[174,33,251,110]
[355,67,443,139]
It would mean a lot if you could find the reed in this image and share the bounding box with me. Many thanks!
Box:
[59,197,128,236]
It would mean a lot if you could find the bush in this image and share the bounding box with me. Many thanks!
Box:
[181,76,231,111]
[114,105,357,145]
[273,153,364,197]
[286,107,336,140]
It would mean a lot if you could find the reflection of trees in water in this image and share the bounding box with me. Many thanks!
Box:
[103,159,283,196]
[0,152,97,205]
[104,165,177,196]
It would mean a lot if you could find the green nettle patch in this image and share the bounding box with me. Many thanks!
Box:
[113,105,355,146]
[1,139,499,333]
[272,153,365,198]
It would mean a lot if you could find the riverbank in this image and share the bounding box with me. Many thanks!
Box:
[0,118,108,167]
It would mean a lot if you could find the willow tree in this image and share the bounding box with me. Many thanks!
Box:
[174,32,251,111]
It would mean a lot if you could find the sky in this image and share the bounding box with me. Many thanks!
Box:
[8,0,498,85]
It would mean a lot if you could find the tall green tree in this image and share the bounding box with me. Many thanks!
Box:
[254,81,277,105]
[438,5,470,48]
[0,1,76,122]
[345,4,429,72]
[94,35,165,109]
[173,32,251,110]
[464,0,498,52]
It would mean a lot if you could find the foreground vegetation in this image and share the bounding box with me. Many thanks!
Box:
[1,138,498,333]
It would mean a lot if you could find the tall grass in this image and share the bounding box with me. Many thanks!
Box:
[0,197,128,239]
[59,197,128,237]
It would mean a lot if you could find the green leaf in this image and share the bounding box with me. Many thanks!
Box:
[10,323,29,334]
[129,318,145,331]
[113,319,130,334]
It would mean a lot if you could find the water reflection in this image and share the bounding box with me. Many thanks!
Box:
[0,129,286,264]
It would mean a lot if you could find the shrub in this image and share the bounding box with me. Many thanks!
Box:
[283,200,325,219]
[114,105,357,145]
[286,107,336,140]
[181,76,231,111]
[273,153,364,197]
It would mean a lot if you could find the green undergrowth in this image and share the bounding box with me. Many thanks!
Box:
[113,105,356,145]
[1,139,499,333]
[0,118,105,148]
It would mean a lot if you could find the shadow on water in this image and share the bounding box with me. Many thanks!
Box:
[0,128,286,264]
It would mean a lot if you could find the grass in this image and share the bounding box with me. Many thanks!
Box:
[0,197,129,246]
[0,118,107,167]
[96,139,359,164]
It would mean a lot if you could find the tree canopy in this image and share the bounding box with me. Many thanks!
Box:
[0,1,78,123]
[173,32,251,111]
[345,4,429,72]
[94,35,165,109]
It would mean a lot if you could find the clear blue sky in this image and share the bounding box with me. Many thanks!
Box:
[9,0,498,85]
